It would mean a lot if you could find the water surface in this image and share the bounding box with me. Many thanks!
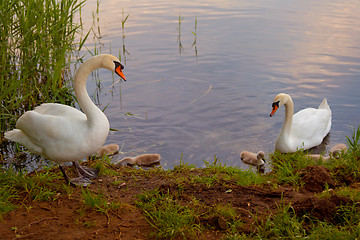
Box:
[7,0,360,170]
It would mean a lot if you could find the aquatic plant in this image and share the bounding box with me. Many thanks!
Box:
[177,14,184,54]
[0,0,84,132]
[192,16,198,57]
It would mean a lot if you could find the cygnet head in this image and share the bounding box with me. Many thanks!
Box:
[257,151,266,165]
[330,143,347,158]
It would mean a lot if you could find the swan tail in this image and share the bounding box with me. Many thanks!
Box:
[4,129,43,155]
[4,129,22,142]
[318,98,332,136]
[318,98,330,110]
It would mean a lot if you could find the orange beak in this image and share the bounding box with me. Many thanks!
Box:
[115,65,126,81]
[270,105,278,117]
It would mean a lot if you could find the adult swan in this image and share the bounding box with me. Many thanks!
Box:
[270,93,331,153]
[5,54,126,185]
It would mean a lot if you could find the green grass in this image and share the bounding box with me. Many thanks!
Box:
[81,187,125,217]
[252,199,359,239]
[0,167,61,218]
[81,188,109,214]
[136,190,202,239]
[0,0,85,132]
[202,155,267,186]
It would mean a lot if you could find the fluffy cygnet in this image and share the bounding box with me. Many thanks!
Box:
[240,151,266,174]
[116,154,161,167]
[96,144,120,158]
[330,143,347,158]
[306,143,347,161]
[240,151,266,167]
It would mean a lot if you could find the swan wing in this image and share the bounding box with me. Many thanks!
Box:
[34,103,85,119]
[8,106,89,160]
[290,107,331,149]
[16,109,86,141]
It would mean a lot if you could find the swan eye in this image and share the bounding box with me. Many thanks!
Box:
[270,100,280,117]
[272,101,280,109]
[114,61,124,70]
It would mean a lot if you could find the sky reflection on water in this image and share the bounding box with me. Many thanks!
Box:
[6,0,358,170]
[76,0,360,169]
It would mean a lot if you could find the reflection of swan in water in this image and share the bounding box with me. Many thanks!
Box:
[270,93,331,153]
[116,154,161,167]
[240,151,266,173]
[4,54,126,186]
[96,144,120,158]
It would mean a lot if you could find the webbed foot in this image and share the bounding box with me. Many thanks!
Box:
[73,162,99,179]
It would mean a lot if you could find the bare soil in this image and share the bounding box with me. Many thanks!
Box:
[0,164,357,239]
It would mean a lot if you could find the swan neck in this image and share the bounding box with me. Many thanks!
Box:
[73,57,106,124]
[282,98,294,135]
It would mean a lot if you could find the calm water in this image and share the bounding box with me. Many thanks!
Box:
[79,0,360,169]
[5,0,360,170]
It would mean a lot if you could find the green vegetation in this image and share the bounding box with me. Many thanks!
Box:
[192,16,198,56]
[255,202,306,239]
[177,14,184,54]
[136,190,202,239]
[0,167,61,218]
[0,0,85,131]
[81,188,124,214]
[0,131,360,238]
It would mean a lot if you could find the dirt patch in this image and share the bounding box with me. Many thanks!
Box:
[292,194,352,224]
[299,165,336,192]
[0,165,356,239]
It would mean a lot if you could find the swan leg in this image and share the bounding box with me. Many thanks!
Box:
[73,162,99,179]
[59,165,92,187]
[59,165,71,184]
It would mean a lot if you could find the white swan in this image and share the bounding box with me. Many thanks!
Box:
[270,93,331,153]
[4,54,126,185]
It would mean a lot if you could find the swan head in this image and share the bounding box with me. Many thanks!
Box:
[98,54,126,81]
[270,93,290,117]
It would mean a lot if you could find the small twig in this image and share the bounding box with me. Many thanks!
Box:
[19,217,58,232]
[108,79,121,88]
[105,211,111,226]
[38,205,52,212]
[118,220,130,228]
[12,232,36,240]
[150,178,164,184]
[110,209,123,220]
[190,84,212,104]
